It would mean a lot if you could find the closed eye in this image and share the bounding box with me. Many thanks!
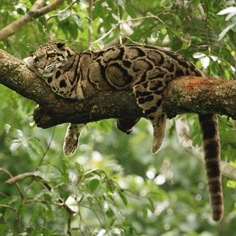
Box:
[33,57,39,63]
[47,53,56,58]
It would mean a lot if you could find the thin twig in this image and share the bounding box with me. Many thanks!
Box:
[65,0,79,11]
[175,115,236,180]
[93,14,190,46]
[88,0,93,49]
[6,171,52,192]
[93,24,118,45]
[0,0,65,40]
[0,204,17,212]
[6,172,37,184]
[0,168,25,200]
[116,0,123,45]
[24,199,64,207]
[67,212,73,236]
[37,127,56,166]
[29,0,64,16]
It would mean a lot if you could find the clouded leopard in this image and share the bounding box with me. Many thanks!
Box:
[24,42,223,221]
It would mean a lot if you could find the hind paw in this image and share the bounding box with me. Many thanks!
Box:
[63,135,79,156]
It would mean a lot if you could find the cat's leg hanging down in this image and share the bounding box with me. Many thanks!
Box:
[117,118,140,134]
[63,123,86,155]
[133,80,167,153]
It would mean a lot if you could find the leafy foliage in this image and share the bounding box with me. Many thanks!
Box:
[0,0,236,235]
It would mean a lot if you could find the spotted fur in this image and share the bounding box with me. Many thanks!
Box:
[24,42,223,221]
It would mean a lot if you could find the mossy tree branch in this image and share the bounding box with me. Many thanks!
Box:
[1,49,236,129]
[0,49,142,128]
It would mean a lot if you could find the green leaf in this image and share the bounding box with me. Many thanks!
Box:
[227,180,236,189]
[71,14,81,27]
[118,190,128,206]
[57,10,71,21]
[218,7,236,16]
[88,178,100,192]
[219,22,236,40]
[106,208,114,217]
[148,198,155,212]
[16,8,25,15]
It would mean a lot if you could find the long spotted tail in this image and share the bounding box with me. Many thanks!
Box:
[198,114,223,221]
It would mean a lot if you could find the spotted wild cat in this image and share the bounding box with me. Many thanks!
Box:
[24,42,223,221]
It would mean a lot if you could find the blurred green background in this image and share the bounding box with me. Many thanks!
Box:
[0,0,236,235]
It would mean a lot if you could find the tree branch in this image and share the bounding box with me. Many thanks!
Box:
[1,48,236,129]
[0,0,65,41]
[164,76,236,118]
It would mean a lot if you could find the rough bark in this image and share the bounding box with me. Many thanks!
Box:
[1,49,236,129]
[164,76,236,118]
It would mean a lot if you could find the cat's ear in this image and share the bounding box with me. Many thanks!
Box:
[56,42,65,49]
[28,51,35,56]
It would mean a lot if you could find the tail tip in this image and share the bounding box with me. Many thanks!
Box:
[212,210,223,222]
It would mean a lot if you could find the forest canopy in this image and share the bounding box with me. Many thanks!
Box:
[0,1,236,235]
